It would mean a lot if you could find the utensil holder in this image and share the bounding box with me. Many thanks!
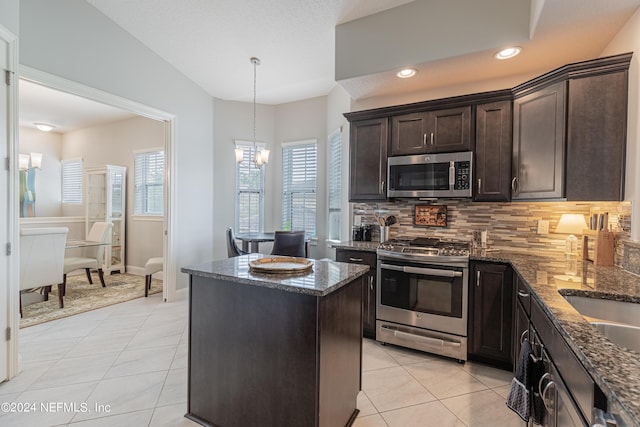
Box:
[379,226,389,242]
[582,230,615,266]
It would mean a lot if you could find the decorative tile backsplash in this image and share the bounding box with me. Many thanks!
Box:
[353,199,632,266]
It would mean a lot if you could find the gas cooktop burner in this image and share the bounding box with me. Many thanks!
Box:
[378,237,470,260]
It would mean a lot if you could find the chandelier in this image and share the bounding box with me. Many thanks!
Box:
[235,57,269,168]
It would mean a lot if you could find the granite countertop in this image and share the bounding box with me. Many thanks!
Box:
[181,253,369,297]
[332,240,380,252]
[472,249,640,426]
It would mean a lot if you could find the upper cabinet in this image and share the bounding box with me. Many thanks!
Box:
[390,106,472,156]
[512,81,566,200]
[475,100,513,202]
[347,117,388,201]
[512,53,631,201]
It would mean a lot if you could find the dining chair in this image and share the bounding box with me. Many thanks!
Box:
[63,222,112,289]
[270,230,307,257]
[20,227,68,314]
[227,227,248,258]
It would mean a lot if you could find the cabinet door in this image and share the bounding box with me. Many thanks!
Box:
[566,72,627,201]
[335,249,377,339]
[513,299,529,373]
[427,106,472,153]
[468,262,514,369]
[475,101,512,201]
[349,118,388,201]
[512,82,566,199]
[390,112,430,156]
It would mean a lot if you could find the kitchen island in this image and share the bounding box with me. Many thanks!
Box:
[181,254,369,427]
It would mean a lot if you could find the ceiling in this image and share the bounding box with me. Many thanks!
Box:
[19,0,640,133]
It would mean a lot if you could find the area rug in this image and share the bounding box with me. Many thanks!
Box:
[20,273,162,328]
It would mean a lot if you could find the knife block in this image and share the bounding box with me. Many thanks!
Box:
[582,230,615,266]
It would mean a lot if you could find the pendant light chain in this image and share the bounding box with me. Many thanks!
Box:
[252,57,258,146]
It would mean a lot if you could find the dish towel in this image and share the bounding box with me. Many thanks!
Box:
[506,339,533,421]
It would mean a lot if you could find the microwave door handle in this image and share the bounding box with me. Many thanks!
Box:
[449,161,455,190]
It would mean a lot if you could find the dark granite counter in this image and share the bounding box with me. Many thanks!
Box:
[472,249,640,426]
[181,253,369,297]
[332,240,379,252]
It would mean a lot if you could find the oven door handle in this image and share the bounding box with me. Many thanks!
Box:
[380,263,462,278]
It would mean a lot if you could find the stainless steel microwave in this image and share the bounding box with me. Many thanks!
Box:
[387,151,472,198]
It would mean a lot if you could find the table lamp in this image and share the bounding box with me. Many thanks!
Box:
[554,214,588,254]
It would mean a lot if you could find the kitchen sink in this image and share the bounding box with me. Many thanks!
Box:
[563,295,640,352]
[590,322,640,353]
[562,295,640,327]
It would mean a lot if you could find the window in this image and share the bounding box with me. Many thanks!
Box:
[134,149,164,215]
[282,140,317,237]
[61,158,83,204]
[236,141,264,233]
[327,129,342,241]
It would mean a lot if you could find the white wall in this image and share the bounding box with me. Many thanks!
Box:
[601,9,640,241]
[212,99,276,260]
[0,0,18,35]
[19,0,215,290]
[18,127,63,217]
[62,116,165,269]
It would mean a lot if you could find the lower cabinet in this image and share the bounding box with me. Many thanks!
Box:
[468,261,514,370]
[336,249,377,339]
[514,275,606,426]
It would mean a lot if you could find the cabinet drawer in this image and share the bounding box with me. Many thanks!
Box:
[515,275,531,316]
[335,249,376,268]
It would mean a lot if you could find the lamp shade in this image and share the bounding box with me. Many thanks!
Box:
[554,214,588,235]
[30,152,43,169]
[19,154,30,171]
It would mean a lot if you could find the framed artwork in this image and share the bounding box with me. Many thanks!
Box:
[414,205,447,227]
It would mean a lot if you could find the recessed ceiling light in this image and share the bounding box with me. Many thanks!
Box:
[396,68,417,78]
[34,122,56,132]
[494,47,522,60]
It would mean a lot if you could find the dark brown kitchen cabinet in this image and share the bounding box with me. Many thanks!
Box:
[566,71,628,201]
[336,249,377,339]
[468,261,514,370]
[390,106,472,156]
[348,118,388,201]
[511,53,630,201]
[512,81,566,200]
[513,275,530,365]
[474,100,513,201]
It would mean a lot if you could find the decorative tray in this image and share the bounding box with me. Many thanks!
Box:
[249,257,313,274]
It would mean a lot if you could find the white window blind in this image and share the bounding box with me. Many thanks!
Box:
[134,150,164,215]
[236,141,264,233]
[282,140,317,236]
[328,129,342,241]
[61,158,83,204]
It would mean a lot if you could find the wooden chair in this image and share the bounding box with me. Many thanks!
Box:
[271,230,306,257]
[20,227,68,314]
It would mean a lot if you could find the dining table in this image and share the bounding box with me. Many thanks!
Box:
[236,232,310,255]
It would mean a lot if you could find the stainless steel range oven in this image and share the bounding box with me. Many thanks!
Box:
[376,238,469,362]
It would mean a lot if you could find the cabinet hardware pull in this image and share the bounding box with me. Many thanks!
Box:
[520,329,529,344]
[538,372,551,396]
[430,132,434,145]
[477,178,481,194]
[349,257,363,262]
[541,380,555,412]
[517,291,530,298]
[511,177,518,193]
[476,271,481,287]
[380,180,385,194]
[369,275,374,290]
[423,133,427,146]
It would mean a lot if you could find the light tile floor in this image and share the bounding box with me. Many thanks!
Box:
[0,293,523,426]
